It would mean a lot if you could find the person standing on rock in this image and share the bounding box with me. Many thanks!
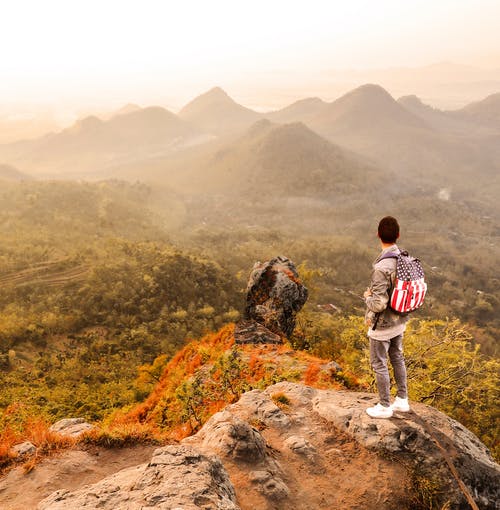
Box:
[363,216,411,418]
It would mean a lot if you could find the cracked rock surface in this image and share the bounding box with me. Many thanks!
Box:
[3,382,497,510]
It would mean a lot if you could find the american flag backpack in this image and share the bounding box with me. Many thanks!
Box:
[379,250,427,313]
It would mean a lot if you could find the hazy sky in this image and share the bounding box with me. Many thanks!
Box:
[1,0,500,115]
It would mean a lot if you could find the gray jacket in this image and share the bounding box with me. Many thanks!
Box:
[365,244,409,331]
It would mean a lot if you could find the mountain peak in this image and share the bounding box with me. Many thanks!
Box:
[344,83,395,104]
[310,82,426,134]
[205,86,231,99]
[179,87,260,135]
[184,87,235,108]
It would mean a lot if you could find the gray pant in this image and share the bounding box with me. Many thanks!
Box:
[369,334,408,407]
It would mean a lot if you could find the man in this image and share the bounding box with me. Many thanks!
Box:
[363,216,410,418]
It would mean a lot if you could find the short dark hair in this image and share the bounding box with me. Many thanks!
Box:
[378,216,400,243]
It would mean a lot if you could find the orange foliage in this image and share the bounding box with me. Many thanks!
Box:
[122,324,235,426]
[109,324,355,445]
[0,416,76,474]
[25,418,76,451]
[247,352,266,381]
[185,352,203,375]
[0,427,18,470]
[303,362,321,385]
[169,422,194,441]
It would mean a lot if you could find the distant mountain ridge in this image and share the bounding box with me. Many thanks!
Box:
[453,92,500,128]
[0,84,499,196]
[309,83,428,136]
[0,106,207,176]
[397,95,495,135]
[179,87,261,136]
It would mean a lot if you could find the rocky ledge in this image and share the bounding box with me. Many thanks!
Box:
[36,383,499,510]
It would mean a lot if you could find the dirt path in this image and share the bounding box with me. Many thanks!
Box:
[0,444,159,510]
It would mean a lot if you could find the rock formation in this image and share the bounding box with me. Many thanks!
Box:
[38,445,238,510]
[49,418,95,437]
[233,320,282,345]
[239,256,308,343]
[35,383,499,510]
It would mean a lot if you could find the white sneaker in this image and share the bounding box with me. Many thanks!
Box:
[366,403,393,419]
[391,396,410,412]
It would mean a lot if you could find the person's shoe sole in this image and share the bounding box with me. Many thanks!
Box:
[391,406,410,412]
[366,408,393,419]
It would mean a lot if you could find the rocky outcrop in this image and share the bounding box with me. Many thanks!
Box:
[312,386,500,509]
[7,419,94,461]
[11,442,36,458]
[35,383,499,510]
[38,445,239,510]
[49,418,95,437]
[241,256,308,341]
[233,320,282,345]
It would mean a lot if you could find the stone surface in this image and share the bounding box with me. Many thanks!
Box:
[283,435,317,460]
[18,383,500,510]
[0,446,157,510]
[193,411,267,463]
[311,386,500,510]
[233,320,282,345]
[187,407,290,506]
[233,389,291,429]
[250,470,290,501]
[11,442,36,457]
[49,418,95,437]
[37,445,239,510]
[323,360,343,373]
[244,256,308,338]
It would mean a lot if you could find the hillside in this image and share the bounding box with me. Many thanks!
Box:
[0,180,175,254]
[0,164,31,181]
[265,97,328,124]
[397,95,492,135]
[178,87,261,136]
[454,92,500,129]
[185,119,381,196]
[0,107,206,177]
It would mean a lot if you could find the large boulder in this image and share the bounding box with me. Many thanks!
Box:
[37,445,239,509]
[49,418,95,437]
[242,256,308,339]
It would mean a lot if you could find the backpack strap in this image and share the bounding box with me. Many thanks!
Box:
[377,249,405,262]
[371,250,401,330]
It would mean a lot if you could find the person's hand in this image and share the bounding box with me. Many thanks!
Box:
[363,287,372,299]
[366,318,372,327]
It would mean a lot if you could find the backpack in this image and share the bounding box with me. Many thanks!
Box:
[378,249,427,314]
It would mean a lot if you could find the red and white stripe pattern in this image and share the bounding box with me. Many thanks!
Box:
[380,249,427,314]
[390,277,427,313]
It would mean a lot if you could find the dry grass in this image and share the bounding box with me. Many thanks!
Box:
[0,417,76,474]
